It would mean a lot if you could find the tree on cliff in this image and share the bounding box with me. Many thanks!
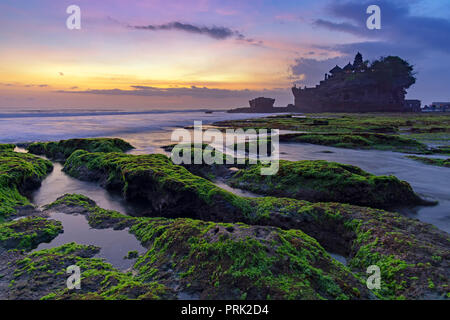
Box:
[370,56,416,90]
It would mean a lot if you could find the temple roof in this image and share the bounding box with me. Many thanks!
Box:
[343,62,354,71]
[329,65,343,74]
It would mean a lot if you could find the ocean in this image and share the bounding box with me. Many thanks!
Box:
[1,109,449,235]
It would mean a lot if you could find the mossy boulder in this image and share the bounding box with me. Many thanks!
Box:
[44,194,450,299]
[245,197,450,299]
[279,133,430,154]
[6,243,172,300]
[213,113,450,153]
[46,193,137,230]
[44,195,371,300]
[27,138,134,161]
[406,156,450,168]
[0,150,53,221]
[163,143,244,180]
[63,151,252,220]
[0,217,62,251]
[0,144,15,151]
[228,160,432,209]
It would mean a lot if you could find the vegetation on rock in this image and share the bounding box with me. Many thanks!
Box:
[45,194,449,299]
[7,243,171,300]
[228,159,431,209]
[245,197,450,299]
[27,138,134,161]
[406,156,450,168]
[0,144,15,151]
[45,195,372,300]
[63,151,252,219]
[0,150,53,221]
[279,133,429,153]
[0,217,62,251]
[213,113,450,154]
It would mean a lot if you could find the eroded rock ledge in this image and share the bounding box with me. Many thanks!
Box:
[48,194,449,300]
[42,194,372,300]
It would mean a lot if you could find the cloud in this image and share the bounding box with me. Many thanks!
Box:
[290,56,350,86]
[56,85,288,100]
[0,83,49,88]
[129,21,263,46]
[314,19,364,36]
[313,0,450,55]
[130,21,241,40]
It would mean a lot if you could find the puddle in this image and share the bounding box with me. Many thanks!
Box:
[33,211,147,270]
[32,163,142,215]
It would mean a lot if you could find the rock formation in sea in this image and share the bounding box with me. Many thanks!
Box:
[228,53,420,113]
[292,53,418,113]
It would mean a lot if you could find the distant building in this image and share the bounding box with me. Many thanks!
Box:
[404,100,421,112]
[228,97,300,113]
[291,52,416,113]
[248,97,275,111]
[431,102,450,112]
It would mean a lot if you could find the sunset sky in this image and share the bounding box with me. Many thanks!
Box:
[1,0,449,110]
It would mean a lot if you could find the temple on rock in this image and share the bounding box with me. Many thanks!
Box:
[291,53,419,112]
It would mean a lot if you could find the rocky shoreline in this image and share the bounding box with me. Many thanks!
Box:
[0,134,449,300]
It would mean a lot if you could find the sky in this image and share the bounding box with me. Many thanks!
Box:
[0,0,449,111]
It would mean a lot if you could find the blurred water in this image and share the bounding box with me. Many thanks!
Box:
[33,211,147,270]
[279,143,450,233]
[0,110,264,143]
[2,111,449,233]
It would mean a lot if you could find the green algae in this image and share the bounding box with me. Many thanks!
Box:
[280,133,430,154]
[130,216,367,299]
[214,113,450,153]
[46,193,137,230]
[63,151,253,217]
[0,151,53,220]
[27,138,134,161]
[251,198,450,300]
[228,159,428,209]
[43,194,450,300]
[0,144,15,151]
[9,242,171,300]
[406,156,450,168]
[44,194,370,300]
[0,217,63,251]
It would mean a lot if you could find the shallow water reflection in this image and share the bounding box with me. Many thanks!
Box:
[33,211,146,270]
[279,142,450,233]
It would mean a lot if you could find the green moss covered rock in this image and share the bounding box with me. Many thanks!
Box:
[45,194,450,300]
[27,138,134,161]
[0,217,62,251]
[279,133,430,153]
[406,156,450,168]
[0,144,15,151]
[228,159,432,209]
[213,113,450,153]
[247,197,450,299]
[63,151,252,219]
[0,150,53,220]
[7,242,171,300]
[45,195,371,300]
